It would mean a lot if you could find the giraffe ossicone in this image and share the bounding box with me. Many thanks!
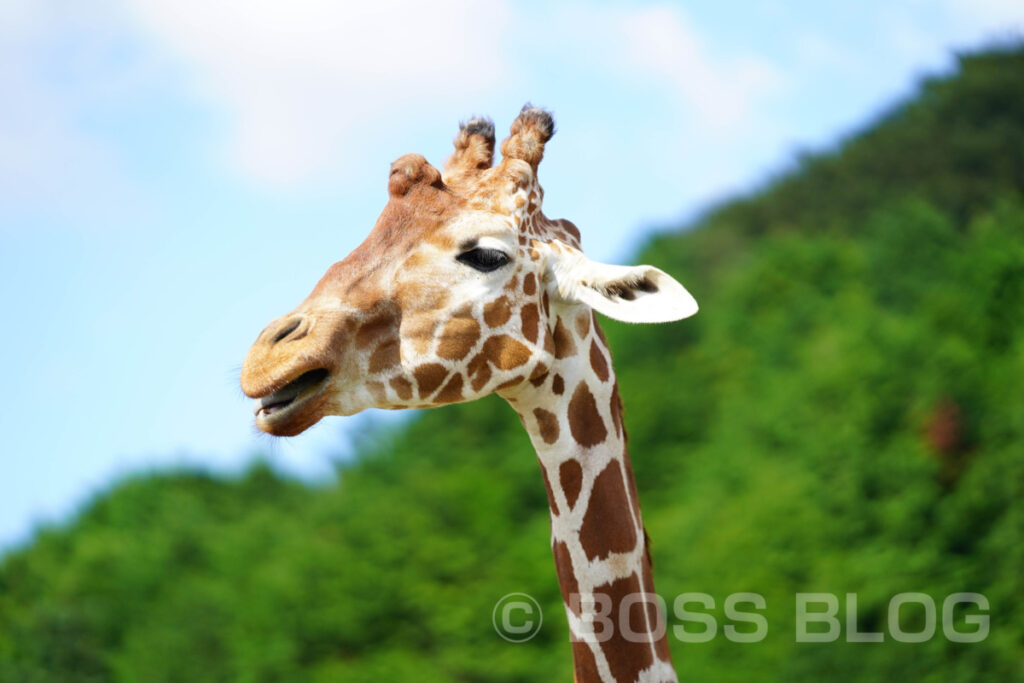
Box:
[241,105,697,683]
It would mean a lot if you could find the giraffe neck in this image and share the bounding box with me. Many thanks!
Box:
[503,311,677,683]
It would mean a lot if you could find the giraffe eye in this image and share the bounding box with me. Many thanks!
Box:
[456,247,511,273]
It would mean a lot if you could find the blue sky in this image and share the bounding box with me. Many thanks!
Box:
[1,0,1022,552]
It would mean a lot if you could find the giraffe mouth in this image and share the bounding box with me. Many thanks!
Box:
[254,368,330,428]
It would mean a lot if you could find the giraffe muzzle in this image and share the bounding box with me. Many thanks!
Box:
[253,368,330,431]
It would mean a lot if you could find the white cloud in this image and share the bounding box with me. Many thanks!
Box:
[119,0,514,187]
[528,3,784,136]
[110,0,783,186]
[0,0,783,203]
[0,1,145,226]
[617,5,783,133]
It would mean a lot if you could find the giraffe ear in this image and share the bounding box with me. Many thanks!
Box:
[553,253,698,323]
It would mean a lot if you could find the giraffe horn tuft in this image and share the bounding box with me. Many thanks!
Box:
[388,153,444,198]
[443,116,495,186]
[461,116,495,142]
[500,103,555,169]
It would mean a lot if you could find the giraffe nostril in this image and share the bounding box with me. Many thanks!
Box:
[267,316,305,345]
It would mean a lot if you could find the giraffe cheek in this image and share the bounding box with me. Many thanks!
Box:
[402,315,440,356]
[368,339,400,374]
[436,315,481,361]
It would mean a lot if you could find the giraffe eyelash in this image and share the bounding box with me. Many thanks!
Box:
[456,247,511,273]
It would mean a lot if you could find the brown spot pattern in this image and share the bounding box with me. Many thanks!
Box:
[559,459,583,509]
[413,363,448,397]
[523,272,537,295]
[552,374,565,395]
[589,340,609,382]
[575,311,591,338]
[540,462,559,515]
[640,539,674,665]
[356,312,395,349]
[542,327,555,356]
[595,572,654,683]
[404,315,439,355]
[470,361,491,392]
[483,296,512,327]
[437,315,480,360]
[609,382,623,439]
[580,460,637,561]
[435,373,464,404]
[568,382,607,448]
[533,408,559,444]
[481,335,531,370]
[368,339,399,373]
[389,376,413,401]
[467,352,485,376]
[553,318,576,359]
[571,642,601,683]
[621,447,644,532]
[495,374,525,391]
[520,303,539,344]
[557,218,582,243]
[553,541,579,614]
[593,313,608,344]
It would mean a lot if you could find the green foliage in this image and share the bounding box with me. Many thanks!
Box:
[2,44,1023,682]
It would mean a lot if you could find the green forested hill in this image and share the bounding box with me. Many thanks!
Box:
[2,46,1023,683]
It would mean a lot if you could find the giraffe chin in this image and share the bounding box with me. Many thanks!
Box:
[253,368,331,436]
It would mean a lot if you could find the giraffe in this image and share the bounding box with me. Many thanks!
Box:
[241,106,698,683]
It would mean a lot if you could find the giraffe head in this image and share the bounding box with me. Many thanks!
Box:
[241,106,697,436]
